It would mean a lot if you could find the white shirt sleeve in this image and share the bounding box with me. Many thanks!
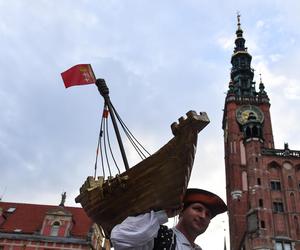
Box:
[110,210,168,250]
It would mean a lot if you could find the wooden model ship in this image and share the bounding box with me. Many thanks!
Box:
[75,79,210,237]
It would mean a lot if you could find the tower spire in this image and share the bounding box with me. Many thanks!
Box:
[234,12,245,52]
[228,12,257,97]
[225,14,270,100]
[258,73,267,96]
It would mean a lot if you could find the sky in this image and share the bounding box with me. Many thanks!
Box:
[1,0,300,249]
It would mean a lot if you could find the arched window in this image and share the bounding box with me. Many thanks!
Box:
[288,176,293,189]
[257,178,261,185]
[246,127,251,138]
[50,221,60,236]
[242,171,248,191]
[233,141,237,154]
[240,140,246,165]
[290,192,296,212]
[252,126,258,137]
[295,216,300,238]
[259,199,263,208]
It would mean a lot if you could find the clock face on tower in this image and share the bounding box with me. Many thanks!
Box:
[236,105,264,125]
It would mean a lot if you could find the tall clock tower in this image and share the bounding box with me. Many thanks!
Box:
[223,15,300,250]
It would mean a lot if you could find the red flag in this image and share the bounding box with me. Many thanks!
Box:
[61,64,96,88]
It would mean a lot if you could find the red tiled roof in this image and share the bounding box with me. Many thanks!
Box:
[0,201,93,238]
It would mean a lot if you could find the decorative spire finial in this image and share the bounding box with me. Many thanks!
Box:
[258,73,267,96]
[237,11,241,30]
[259,73,262,83]
[59,192,66,207]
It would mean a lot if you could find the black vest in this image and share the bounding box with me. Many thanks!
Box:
[153,225,176,250]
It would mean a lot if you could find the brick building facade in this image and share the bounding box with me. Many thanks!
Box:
[0,200,104,250]
[223,16,300,250]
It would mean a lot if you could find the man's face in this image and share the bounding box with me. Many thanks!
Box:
[180,202,212,235]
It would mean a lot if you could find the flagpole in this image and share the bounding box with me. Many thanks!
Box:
[95,78,130,171]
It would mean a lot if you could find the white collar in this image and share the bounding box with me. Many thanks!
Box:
[172,227,202,250]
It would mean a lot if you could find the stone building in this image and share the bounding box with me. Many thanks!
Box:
[0,198,104,250]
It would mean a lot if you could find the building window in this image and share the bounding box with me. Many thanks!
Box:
[257,178,261,185]
[233,141,237,153]
[271,180,281,191]
[50,221,60,236]
[260,220,265,229]
[259,199,263,208]
[273,202,284,213]
[6,207,16,213]
[290,192,296,211]
[275,241,292,250]
[242,171,248,191]
[288,176,293,189]
[294,216,300,237]
[240,140,246,165]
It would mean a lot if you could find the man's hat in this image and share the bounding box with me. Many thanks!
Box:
[183,188,227,218]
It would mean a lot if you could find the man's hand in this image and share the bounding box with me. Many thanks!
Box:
[165,204,183,218]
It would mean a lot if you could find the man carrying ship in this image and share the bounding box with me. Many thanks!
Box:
[111,188,227,250]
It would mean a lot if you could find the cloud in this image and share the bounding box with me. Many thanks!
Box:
[217,35,235,50]
[256,20,265,28]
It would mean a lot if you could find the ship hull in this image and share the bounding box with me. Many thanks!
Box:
[75,111,209,236]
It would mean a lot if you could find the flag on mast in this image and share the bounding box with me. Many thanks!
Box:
[61,64,96,88]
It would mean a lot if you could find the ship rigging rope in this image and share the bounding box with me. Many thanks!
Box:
[94,108,106,179]
[94,103,151,178]
[103,113,112,177]
[111,103,151,158]
[94,104,121,178]
[105,112,121,174]
[104,111,122,175]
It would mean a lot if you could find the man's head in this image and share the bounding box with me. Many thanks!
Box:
[176,188,227,240]
[182,188,227,218]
